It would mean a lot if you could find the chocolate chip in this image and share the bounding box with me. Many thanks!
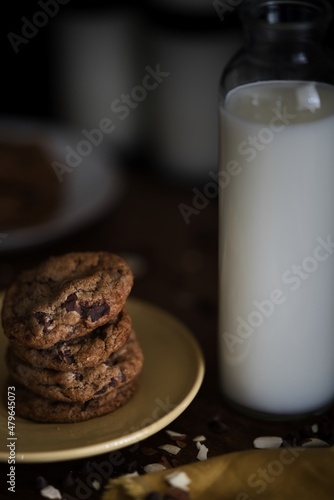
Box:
[146,493,163,500]
[34,312,46,325]
[176,440,187,449]
[81,401,90,411]
[63,293,82,314]
[159,456,172,469]
[95,384,109,395]
[36,475,48,490]
[103,355,117,367]
[164,487,190,500]
[96,328,107,341]
[93,373,132,401]
[281,432,298,447]
[142,447,158,456]
[62,471,76,488]
[58,349,75,364]
[83,303,110,322]
[208,415,228,434]
[34,312,52,333]
[74,372,84,381]
[299,425,314,440]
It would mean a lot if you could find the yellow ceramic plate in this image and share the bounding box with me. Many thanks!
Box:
[0,295,205,463]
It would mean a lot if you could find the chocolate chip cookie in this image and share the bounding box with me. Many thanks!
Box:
[7,331,143,403]
[0,141,61,232]
[1,252,133,349]
[10,309,132,371]
[13,378,140,423]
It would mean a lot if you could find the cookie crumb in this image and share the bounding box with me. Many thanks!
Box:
[142,447,158,456]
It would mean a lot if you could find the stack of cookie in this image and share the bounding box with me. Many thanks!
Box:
[1,252,143,423]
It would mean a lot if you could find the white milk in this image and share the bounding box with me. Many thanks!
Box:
[219,81,334,416]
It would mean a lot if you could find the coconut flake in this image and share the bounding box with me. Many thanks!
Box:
[165,471,191,492]
[193,435,206,442]
[40,485,62,500]
[143,463,167,474]
[159,444,181,455]
[311,424,319,434]
[122,471,139,478]
[196,442,208,461]
[92,479,101,490]
[165,430,186,438]
[253,436,283,449]
[301,438,330,448]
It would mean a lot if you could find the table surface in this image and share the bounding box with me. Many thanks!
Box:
[0,171,333,500]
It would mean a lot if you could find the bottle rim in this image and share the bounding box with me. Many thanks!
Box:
[240,0,333,30]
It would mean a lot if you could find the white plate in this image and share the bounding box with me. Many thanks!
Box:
[0,295,205,463]
[0,118,122,251]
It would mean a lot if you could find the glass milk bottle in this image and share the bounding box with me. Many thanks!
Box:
[219,0,334,419]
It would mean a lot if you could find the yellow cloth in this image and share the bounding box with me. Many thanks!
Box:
[103,447,334,499]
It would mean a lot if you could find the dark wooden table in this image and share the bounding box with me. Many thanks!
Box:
[1,171,333,500]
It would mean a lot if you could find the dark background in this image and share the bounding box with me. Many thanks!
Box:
[1,0,239,117]
[1,3,334,499]
[1,0,333,178]
[1,0,245,180]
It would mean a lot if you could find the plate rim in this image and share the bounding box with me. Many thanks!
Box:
[0,296,205,463]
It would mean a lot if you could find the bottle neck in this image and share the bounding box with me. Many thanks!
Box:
[220,0,334,96]
[244,27,327,49]
[240,0,332,48]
